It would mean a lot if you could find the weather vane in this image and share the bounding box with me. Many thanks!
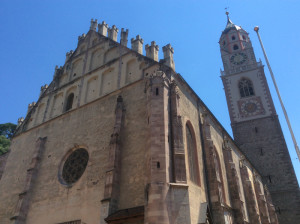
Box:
[225,7,230,18]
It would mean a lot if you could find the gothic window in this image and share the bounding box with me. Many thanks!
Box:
[61,148,89,185]
[231,35,236,40]
[65,93,74,111]
[213,148,226,205]
[238,78,255,98]
[186,123,200,185]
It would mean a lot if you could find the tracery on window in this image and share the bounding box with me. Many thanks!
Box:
[186,123,200,185]
[61,148,89,185]
[238,78,255,98]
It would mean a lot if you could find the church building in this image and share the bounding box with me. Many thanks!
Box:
[0,15,298,224]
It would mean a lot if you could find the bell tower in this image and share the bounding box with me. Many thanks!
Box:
[220,13,300,224]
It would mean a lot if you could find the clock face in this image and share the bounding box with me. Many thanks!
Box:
[230,53,248,65]
[244,102,257,113]
[239,98,264,117]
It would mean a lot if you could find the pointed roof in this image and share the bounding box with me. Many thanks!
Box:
[222,12,242,34]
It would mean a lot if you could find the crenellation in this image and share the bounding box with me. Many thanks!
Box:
[17,117,24,127]
[145,41,159,62]
[65,50,74,62]
[90,18,98,31]
[131,35,143,54]
[27,102,36,115]
[108,25,118,41]
[98,21,108,36]
[120,28,129,47]
[39,84,48,97]
[162,44,175,70]
[78,33,86,44]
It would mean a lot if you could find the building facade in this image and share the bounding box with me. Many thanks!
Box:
[220,15,300,224]
[0,18,287,224]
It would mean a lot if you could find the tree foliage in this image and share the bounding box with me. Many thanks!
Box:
[0,135,10,154]
[0,123,17,139]
[0,123,17,155]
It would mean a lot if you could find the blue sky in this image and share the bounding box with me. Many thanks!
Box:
[0,0,299,182]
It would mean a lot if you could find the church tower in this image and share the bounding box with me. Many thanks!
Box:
[220,14,300,223]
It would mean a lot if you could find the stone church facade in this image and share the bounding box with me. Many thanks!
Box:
[0,17,297,224]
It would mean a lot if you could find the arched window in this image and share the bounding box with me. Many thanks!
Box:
[65,93,74,111]
[213,147,226,205]
[186,123,200,185]
[239,78,255,98]
[233,44,239,50]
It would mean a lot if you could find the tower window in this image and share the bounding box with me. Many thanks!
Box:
[223,40,226,46]
[65,93,74,111]
[155,88,159,96]
[238,78,255,97]
[231,35,236,40]
[233,44,239,50]
[242,35,246,40]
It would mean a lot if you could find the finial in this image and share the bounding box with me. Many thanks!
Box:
[254,26,259,32]
[224,9,234,27]
[225,6,230,18]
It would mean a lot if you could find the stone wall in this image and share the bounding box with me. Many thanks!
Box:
[233,116,300,223]
[0,81,148,224]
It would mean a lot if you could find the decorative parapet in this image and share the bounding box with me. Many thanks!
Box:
[145,41,159,62]
[27,102,36,115]
[65,50,74,62]
[120,28,129,47]
[131,35,143,54]
[53,65,63,79]
[78,33,86,42]
[108,25,119,41]
[162,44,175,70]
[40,84,48,97]
[222,61,263,76]
[98,21,108,36]
[17,117,24,126]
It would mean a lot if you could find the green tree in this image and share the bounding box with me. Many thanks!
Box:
[0,123,17,155]
[0,123,17,139]
[0,135,11,154]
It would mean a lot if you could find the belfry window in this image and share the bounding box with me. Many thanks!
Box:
[238,78,255,98]
[186,123,200,185]
[65,93,74,111]
[233,44,239,50]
